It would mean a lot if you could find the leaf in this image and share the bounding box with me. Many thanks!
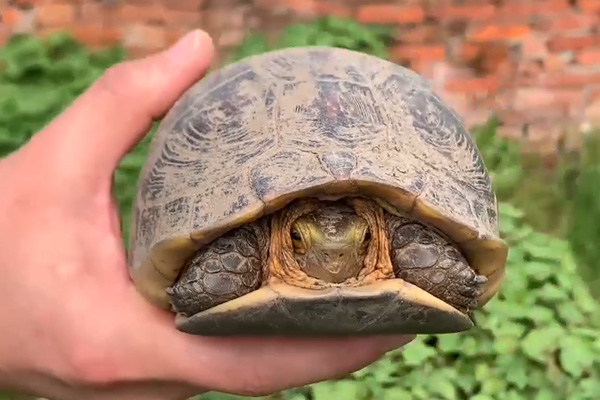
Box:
[310,380,368,400]
[556,302,585,325]
[470,395,495,400]
[538,283,570,302]
[381,387,413,400]
[499,202,525,220]
[521,328,562,362]
[428,369,458,400]
[479,377,507,396]
[399,339,436,366]
[522,261,556,281]
[578,377,600,398]
[558,336,595,378]
[534,389,562,400]
[505,360,529,389]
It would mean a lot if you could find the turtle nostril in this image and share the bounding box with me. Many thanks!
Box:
[338,253,343,258]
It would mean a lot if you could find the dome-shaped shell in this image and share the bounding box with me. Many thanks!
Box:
[128,46,507,308]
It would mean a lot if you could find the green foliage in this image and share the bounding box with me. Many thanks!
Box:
[0,33,124,154]
[470,118,571,236]
[565,134,600,301]
[229,15,393,62]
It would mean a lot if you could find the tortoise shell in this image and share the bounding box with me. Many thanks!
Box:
[128,46,507,322]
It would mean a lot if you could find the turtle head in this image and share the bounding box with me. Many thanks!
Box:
[290,202,371,283]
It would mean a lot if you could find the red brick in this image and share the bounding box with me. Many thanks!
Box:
[577,48,600,65]
[357,4,425,25]
[433,4,497,21]
[315,1,351,17]
[444,75,499,94]
[72,25,123,47]
[409,59,435,77]
[162,9,203,26]
[543,72,600,87]
[79,3,109,22]
[543,13,599,32]
[123,24,167,51]
[519,34,549,60]
[397,24,441,43]
[510,88,580,111]
[547,35,600,52]
[116,3,167,24]
[518,59,545,78]
[469,24,531,42]
[282,0,317,15]
[499,0,569,17]
[580,0,600,14]
[165,28,195,46]
[544,53,573,74]
[453,42,511,73]
[456,42,483,63]
[36,2,76,27]
[10,0,48,7]
[1,8,23,28]
[481,44,512,73]
[217,29,246,47]
[167,0,206,11]
[392,44,445,61]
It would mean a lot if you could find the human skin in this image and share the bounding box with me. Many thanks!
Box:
[0,30,414,400]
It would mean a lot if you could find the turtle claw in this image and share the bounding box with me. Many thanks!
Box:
[456,273,488,311]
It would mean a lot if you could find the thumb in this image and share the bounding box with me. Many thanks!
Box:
[31,29,214,188]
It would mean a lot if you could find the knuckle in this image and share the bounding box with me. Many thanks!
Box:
[95,61,138,103]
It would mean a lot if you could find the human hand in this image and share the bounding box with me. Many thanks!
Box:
[0,30,414,400]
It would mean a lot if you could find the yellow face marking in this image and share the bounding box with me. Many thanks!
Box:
[290,202,371,283]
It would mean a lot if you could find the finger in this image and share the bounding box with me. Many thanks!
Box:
[32,29,214,185]
[174,335,415,396]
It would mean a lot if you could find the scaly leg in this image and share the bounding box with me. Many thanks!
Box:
[386,214,487,312]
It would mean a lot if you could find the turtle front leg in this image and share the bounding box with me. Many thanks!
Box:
[385,214,487,312]
[167,220,270,317]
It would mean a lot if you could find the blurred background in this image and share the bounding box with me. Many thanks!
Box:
[2,0,600,399]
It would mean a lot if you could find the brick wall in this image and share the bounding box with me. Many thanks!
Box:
[2,0,600,152]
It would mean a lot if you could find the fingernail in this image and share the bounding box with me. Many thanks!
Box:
[166,29,207,61]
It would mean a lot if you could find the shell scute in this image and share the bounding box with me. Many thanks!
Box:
[249,150,333,201]
[128,47,507,308]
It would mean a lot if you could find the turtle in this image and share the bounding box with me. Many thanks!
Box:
[128,46,508,336]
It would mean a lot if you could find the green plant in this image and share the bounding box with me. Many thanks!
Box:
[229,15,393,62]
[565,134,600,301]
[471,118,574,237]
[0,32,124,153]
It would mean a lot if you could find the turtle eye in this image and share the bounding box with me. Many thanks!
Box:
[291,229,302,243]
[291,228,305,253]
